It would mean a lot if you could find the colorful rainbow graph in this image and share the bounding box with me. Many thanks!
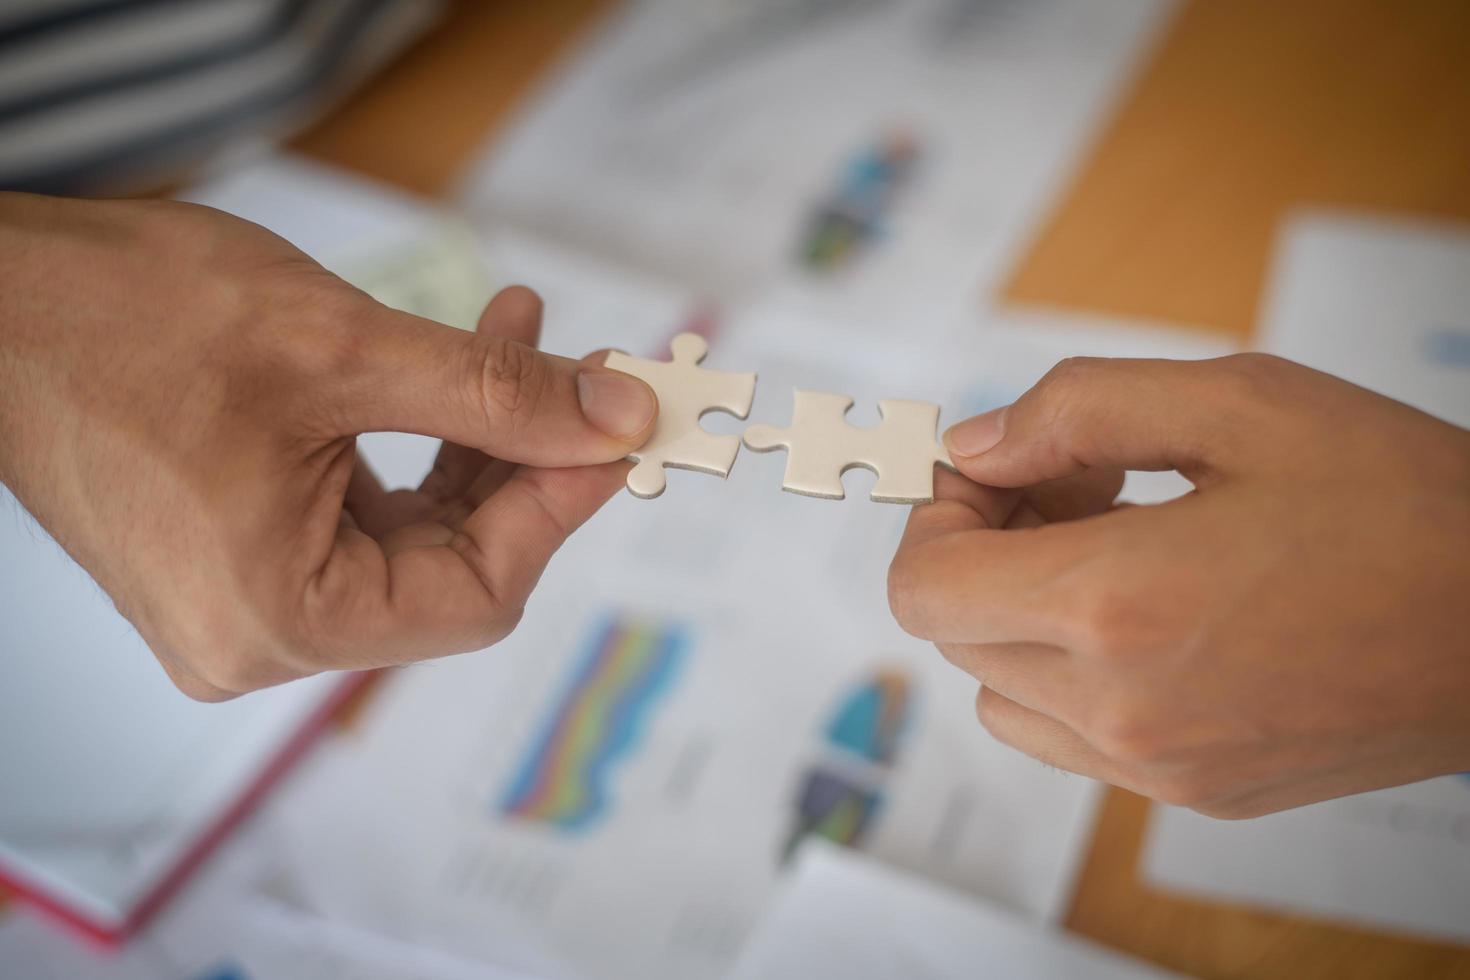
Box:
[498,615,688,832]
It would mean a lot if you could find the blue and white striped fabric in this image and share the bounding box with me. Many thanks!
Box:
[0,0,440,194]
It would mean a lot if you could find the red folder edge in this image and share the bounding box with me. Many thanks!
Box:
[0,670,372,947]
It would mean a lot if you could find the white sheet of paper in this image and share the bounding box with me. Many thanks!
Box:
[1255,210,1470,427]
[184,153,494,333]
[728,840,1179,980]
[0,814,537,980]
[463,0,1172,326]
[0,487,346,931]
[272,543,1104,980]
[1144,778,1470,944]
[1141,209,1470,946]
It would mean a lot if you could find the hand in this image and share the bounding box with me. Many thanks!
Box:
[0,193,656,701]
[888,354,1470,817]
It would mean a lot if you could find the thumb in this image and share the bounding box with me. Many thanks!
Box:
[331,302,656,467]
[944,355,1254,488]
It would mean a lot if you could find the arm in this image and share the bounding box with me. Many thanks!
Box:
[0,192,655,700]
[889,353,1470,817]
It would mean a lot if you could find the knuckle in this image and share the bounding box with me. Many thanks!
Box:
[444,530,526,648]
[1207,352,1293,409]
[1067,576,1155,660]
[296,566,380,669]
[1192,798,1267,820]
[1217,350,1287,377]
[934,641,971,671]
[1141,772,1217,810]
[886,546,933,637]
[480,605,526,649]
[470,336,547,433]
[285,285,375,377]
[295,601,352,669]
[1031,357,1098,417]
[1099,728,1163,766]
[176,597,309,694]
[142,615,267,701]
[132,199,217,248]
[192,650,268,698]
[1041,355,1107,390]
[173,676,239,704]
[974,687,1015,743]
[155,653,239,703]
[1089,702,1171,765]
[1023,357,1110,462]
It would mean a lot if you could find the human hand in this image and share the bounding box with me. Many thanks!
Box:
[888,354,1470,817]
[0,193,655,700]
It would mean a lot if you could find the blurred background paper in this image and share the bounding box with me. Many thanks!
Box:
[728,841,1180,980]
[0,495,355,941]
[1140,208,1470,946]
[0,816,537,980]
[465,0,1173,326]
[1144,778,1470,945]
[271,469,1105,980]
[184,154,494,333]
[1256,211,1470,428]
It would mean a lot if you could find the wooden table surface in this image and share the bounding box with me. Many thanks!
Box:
[291,2,1470,977]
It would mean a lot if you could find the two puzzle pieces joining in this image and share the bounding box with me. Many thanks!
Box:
[605,333,954,503]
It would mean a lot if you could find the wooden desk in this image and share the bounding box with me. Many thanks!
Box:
[292,2,1470,977]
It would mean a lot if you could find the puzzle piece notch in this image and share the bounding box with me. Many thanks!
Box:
[743,390,955,503]
[604,333,757,499]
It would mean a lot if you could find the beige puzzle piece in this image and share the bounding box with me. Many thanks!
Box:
[743,391,955,503]
[604,333,758,499]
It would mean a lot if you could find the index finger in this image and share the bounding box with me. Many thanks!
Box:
[302,459,628,670]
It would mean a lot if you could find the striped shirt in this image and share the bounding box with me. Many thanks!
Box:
[0,0,439,195]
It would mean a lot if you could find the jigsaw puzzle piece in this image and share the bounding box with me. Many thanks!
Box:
[743,390,954,504]
[743,391,854,499]
[604,333,757,499]
[869,399,955,503]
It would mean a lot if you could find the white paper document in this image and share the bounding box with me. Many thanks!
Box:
[1142,209,1470,946]
[464,0,1171,325]
[729,841,1179,980]
[185,153,494,334]
[0,817,535,980]
[1144,778,1470,944]
[0,485,349,936]
[274,558,1103,980]
[1257,210,1470,427]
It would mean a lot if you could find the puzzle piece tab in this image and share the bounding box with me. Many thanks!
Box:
[743,391,954,503]
[604,333,757,499]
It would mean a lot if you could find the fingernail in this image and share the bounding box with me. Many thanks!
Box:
[945,406,1008,457]
[578,369,657,438]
